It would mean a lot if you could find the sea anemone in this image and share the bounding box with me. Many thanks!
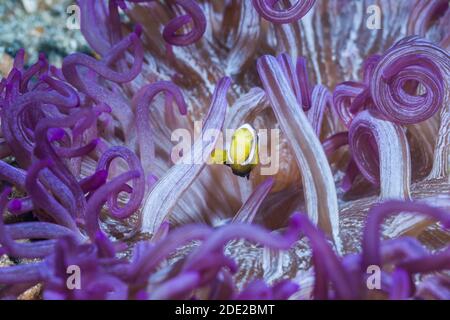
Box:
[0,0,449,300]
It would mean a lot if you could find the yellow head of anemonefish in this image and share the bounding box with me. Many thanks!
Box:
[210,124,259,179]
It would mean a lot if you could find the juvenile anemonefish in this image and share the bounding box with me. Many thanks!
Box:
[210,124,259,179]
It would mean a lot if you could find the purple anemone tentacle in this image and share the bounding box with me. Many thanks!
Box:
[252,0,316,24]
[85,169,140,239]
[349,110,411,200]
[140,77,231,235]
[362,200,450,272]
[295,213,355,299]
[322,132,348,157]
[24,159,79,232]
[182,213,301,273]
[162,0,207,46]
[389,268,412,300]
[308,84,333,135]
[232,177,274,224]
[96,146,145,219]
[1,188,75,258]
[131,81,187,173]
